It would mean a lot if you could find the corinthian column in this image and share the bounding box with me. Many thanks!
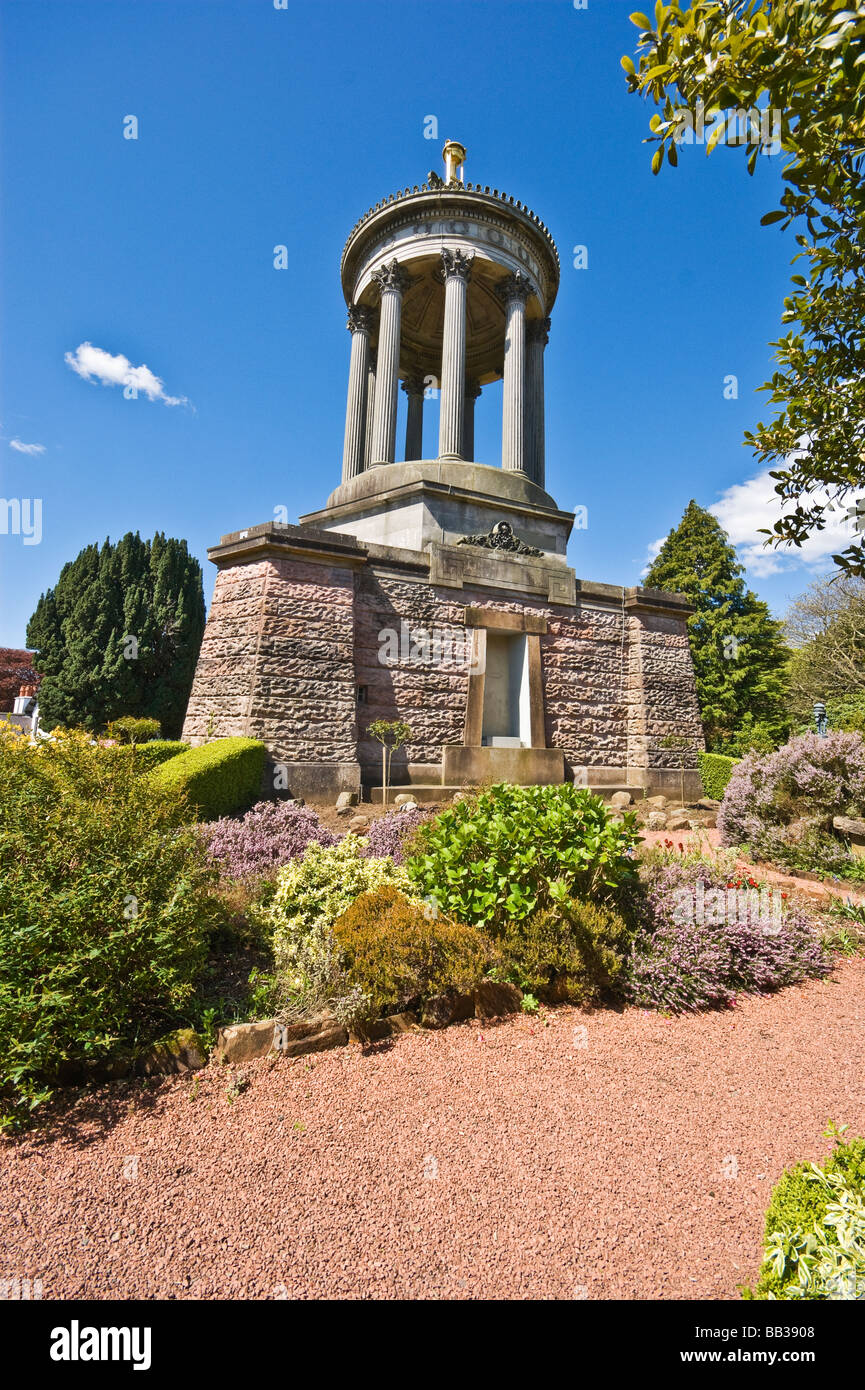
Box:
[369,259,410,465]
[438,248,473,459]
[402,374,425,460]
[496,271,532,473]
[464,379,482,462]
[526,317,550,488]
[341,304,373,483]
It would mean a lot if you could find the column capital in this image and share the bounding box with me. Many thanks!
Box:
[495,271,533,307]
[346,303,374,335]
[527,316,551,346]
[439,247,474,283]
[466,378,482,400]
[372,258,412,296]
[401,374,426,398]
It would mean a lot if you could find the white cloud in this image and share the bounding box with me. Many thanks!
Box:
[9,438,45,455]
[64,341,188,406]
[708,468,854,577]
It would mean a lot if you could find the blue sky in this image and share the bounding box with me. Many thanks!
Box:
[0,0,837,649]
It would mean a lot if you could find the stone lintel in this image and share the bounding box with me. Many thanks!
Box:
[464,605,547,634]
[430,541,576,605]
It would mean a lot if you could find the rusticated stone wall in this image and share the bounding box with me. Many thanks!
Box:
[183,554,358,766]
[182,535,703,797]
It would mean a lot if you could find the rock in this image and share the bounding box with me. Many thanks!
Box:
[348,814,370,833]
[610,791,632,811]
[473,979,523,1019]
[421,990,475,1030]
[397,799,418,813]
[666,814,694,831]
[646,811,667,831]
[140,1028,208,1076]
[698,797,721,811]
[349,1011,418,1043]
[279,1025,348,1058]
[335,791,358,811]
[394,793,418,808]
[645,795,668,809]
[216,1019,279,1064]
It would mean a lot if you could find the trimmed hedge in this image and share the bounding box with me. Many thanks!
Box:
[149,737,266,820]
[116,740,188,775]
[698,751,739,800]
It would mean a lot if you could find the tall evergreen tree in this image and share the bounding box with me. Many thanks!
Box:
[27,532,205,738]
[645,501,789,751]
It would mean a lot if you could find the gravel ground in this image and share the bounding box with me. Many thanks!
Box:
[4,959,864,1301]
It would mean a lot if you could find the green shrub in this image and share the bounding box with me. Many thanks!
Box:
[149,737,266,819]
[107,739,188,774]
[106,715,161,744]
[406,783,639,934]
[698,751,739,800]
[0,729,216,1129]
[746,1134,865,1300]
[333,886,490,1018]
[254,837,423,1019]
[500,895,633,1005]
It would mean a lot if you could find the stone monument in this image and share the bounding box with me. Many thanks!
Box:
[182,142,703,802]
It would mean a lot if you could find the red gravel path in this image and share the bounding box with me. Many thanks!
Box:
[3,959,864,1301]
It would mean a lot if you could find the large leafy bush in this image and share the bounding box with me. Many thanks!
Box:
[626,859,830,1013]
[500,895,633,1005]
[718,732,865,873]
[333,886,489,1018]
[746,1135,865,1301]
[407,784,639,932]
[204,799,337,883]
[149,736,266,820]
[0,730,215,1128]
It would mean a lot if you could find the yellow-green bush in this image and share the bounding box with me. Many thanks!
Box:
[500,895,633,1005]
[698,751,739,800]
[333,886,490,1017]
[149,737,266,819]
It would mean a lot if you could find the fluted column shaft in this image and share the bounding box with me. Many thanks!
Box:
[497,272,532,473]
[369,259,409,465]
[526,317,550,488]
[464,379,482,462]
[438,249,473,459]
[341,305,373,483]
[363,354,377,470]
[402,375,425,460]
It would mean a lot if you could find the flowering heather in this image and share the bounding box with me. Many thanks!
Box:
[626,857,830,1013]
[203,800,337,882]
[718,732,865,869]
[361,807,430,863]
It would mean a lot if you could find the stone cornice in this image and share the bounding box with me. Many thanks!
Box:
[208,522,369,569]
[341,185,560,311]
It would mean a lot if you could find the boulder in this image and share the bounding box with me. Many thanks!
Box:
[279,1025,347,1058]
[139,1028,208,1076]
[348,814,370,833]
[335,791,358,812]
[666,814,694,831]
[610,791,632,811]
[421,990,475,1030]
[398,799,418,813]
[646,811,667,831]
[394,793,418,808]
[698,797,721,811]
[473,980,523,1019]
[645,795,668,809]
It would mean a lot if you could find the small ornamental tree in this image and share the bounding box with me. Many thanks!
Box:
[367,719,411,808]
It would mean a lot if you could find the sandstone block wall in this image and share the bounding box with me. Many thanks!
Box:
[182,543,704,797]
